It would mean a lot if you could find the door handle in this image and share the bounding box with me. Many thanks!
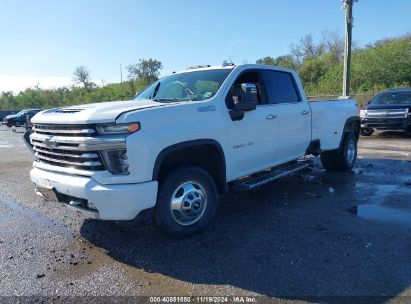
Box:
[301,110,310,115]
[266,114,278,120]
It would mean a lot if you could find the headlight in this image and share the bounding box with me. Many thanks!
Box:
[101,150,129,175]
[96,122,140,135]
[360,110,367,119]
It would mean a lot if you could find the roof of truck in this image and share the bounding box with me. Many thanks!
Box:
[174,63,295,74]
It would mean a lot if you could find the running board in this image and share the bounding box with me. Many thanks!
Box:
[230,161,311,192]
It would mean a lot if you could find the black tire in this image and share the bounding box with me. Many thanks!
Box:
[154,166,218,238]
[320,133,357,171]
[14,121,21,128]
[360,127,374,136]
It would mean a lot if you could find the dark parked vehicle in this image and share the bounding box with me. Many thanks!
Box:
[2,109,41,127]
[360,88,411,136]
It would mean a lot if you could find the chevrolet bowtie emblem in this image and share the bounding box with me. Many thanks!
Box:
[44,136,58,148]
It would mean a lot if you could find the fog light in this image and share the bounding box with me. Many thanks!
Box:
[101,150,129,175]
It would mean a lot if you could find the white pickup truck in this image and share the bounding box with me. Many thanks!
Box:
[29,64,359,237]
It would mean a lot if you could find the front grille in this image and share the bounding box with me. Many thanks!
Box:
[33,124,96,137]
[31,124,105,171]
[366,109,407,119]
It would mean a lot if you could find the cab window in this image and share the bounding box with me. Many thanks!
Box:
[264,70,300,104]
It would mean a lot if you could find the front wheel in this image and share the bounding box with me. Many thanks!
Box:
[320,133,357,171]
[14,121,21,128]
[154,166,218,238]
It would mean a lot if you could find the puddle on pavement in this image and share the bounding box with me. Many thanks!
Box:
[0,194,74,238]
[348,183,411,228]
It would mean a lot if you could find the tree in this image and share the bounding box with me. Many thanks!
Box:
[256,55,297,69]
[298,56,329,88]
[320,31,345,65]
[256,56,276,66]
[73,66,93,90]
[290,34,324,66]
[127,58,163,85]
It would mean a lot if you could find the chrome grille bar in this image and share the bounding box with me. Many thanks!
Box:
[34,153,103,168]
[30,123,125,171]
[30,132,126,151]
[32,127,95,136]
[33,146,99,159]
[367,109,407,119]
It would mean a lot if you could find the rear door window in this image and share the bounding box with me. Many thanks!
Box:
[263,70,300,104]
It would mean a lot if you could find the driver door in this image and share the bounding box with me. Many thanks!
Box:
[225,70,281,179]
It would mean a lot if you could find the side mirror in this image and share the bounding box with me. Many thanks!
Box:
[232,83,258,111]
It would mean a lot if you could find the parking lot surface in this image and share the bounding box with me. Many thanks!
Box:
[0,128,410,303]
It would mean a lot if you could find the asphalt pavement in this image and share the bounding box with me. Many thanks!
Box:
[0,127,410,303]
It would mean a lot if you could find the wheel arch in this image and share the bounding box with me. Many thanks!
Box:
[153,139,227,194]
[338,116,360,151]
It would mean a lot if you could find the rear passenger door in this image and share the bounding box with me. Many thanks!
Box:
[262,69,311,162]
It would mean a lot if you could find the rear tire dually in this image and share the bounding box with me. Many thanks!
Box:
[320,133,357,171]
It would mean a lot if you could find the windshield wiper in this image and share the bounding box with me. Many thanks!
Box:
[153,98,179,103]
[175,81,194,102]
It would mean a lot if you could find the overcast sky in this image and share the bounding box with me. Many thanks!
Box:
[0,0,410,93]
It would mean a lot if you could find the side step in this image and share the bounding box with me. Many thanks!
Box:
[230,161,311,192]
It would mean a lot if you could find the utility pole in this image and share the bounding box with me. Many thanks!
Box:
[342,0,356,97]
[120,64,124,101]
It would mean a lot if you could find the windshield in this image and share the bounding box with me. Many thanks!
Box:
[134,69,232,102]
[371,92,411,105]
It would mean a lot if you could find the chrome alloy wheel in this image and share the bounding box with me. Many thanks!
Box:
[346,138,356,164]
[170,182,207,226]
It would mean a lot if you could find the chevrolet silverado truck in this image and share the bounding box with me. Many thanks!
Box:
[28,64,359,237]
[360,88,411,136]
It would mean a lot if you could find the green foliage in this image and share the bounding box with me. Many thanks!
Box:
[1,36,410,111]
[316,35,411,95]
[257,33,411,97]
[256,55,297,69]
[0,59,162,110]
[127,58,163,84]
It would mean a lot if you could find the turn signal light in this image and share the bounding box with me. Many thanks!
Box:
[127,122,140,133]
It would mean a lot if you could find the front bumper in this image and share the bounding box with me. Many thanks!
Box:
[361,118,411,130]
[30,167,158,220]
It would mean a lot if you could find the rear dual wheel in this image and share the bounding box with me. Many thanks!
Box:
[321,133,357,171]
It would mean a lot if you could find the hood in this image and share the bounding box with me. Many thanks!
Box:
[364,103,411,110]
[4,114,20,120]
[31,99,165,124]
